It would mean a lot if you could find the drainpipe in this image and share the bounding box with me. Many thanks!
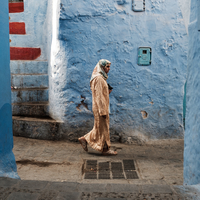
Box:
[198,0,200,31]
[183,81,187,130]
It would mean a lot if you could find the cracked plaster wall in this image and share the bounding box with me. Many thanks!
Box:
[184,0,200,185]
[0,0,19,179]
[49,0,188,143]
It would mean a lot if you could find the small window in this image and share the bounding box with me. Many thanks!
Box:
[143,50,147,54]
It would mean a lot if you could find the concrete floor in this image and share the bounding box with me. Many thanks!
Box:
[13,136,184,185]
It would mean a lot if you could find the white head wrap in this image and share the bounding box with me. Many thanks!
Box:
[90,59,111,83]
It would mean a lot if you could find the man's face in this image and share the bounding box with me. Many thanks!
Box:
[104,64,111,74]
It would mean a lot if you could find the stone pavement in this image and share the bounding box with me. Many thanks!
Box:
[13,136,184,184]
[1,136,197,199]
[0,177,200,200]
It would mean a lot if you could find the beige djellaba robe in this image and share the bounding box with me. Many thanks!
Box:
[84,76,111,152]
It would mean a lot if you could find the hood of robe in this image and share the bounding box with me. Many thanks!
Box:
[90,59,111,83]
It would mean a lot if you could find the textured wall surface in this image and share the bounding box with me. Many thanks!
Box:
[184,0,200,185]
[0,0,19,179]
[49,0,188,142]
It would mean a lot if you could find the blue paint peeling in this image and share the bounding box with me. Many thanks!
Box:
[0,0,19,179]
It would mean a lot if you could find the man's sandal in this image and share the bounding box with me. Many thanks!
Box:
[102,149,117,155]
[78,137,88,152]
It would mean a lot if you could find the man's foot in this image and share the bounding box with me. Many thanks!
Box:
[102,149,117,155]
[78,137,88,152]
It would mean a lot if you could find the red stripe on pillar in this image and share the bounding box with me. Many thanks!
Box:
[9,2,24,13]
[10,47,41,60]
[9,22,26,35]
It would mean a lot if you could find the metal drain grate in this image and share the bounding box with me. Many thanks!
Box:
[83,160,139,180]
[123,160,136,170]
[111,162,124,179]
[99,162,109,170]
[99,162,110,179]
[123,160,138,179]
[84,160,97,179]
[125,171,139,179]
[85,172,97,179]
[86,160,97,169]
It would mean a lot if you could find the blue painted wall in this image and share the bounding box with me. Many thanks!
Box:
[0,0,19,179]
[184,0,200,185]
[49,0,188,142]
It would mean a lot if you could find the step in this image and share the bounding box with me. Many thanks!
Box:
[11,74,48,88]
[10,61,48,74]
[13,116,62,140]
[9,22,26,35]
[12,102,49,117]
[10,47,41,60]
[0,178,195,200]
[9,2,24,13]
[11,88,48,103]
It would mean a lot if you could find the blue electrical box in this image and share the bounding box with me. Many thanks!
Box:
[138,47,151,66]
